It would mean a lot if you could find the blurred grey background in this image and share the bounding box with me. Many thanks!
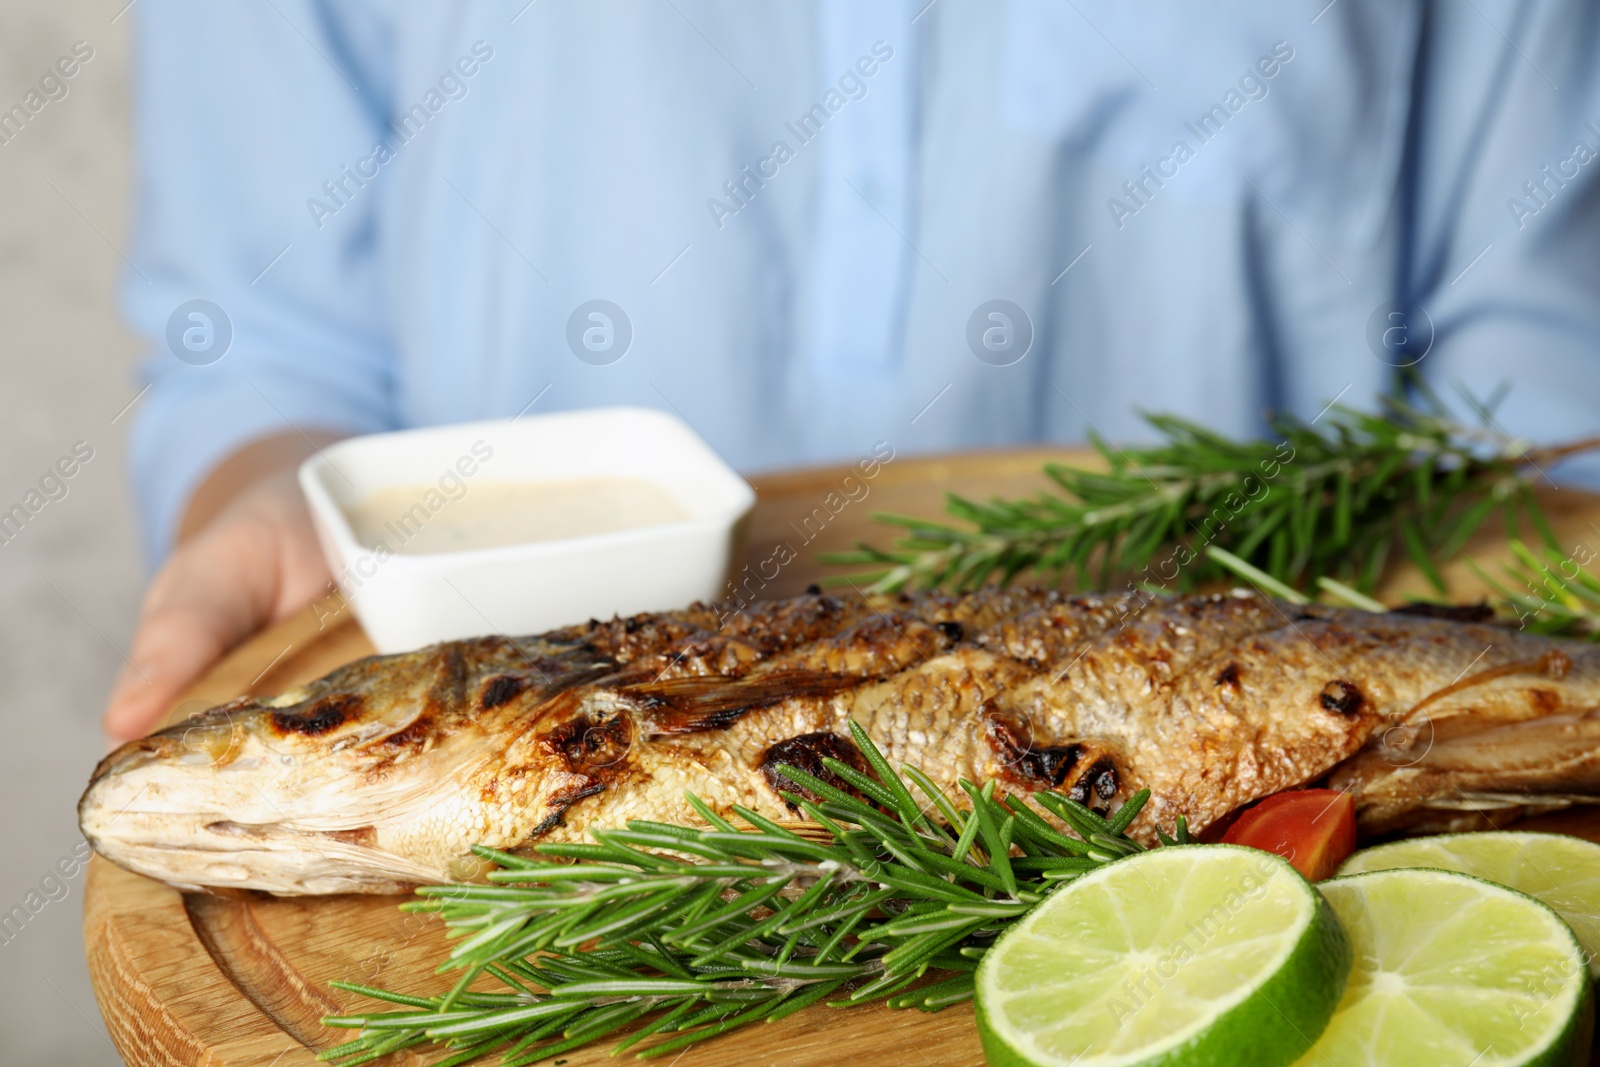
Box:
[1,1,140,1063]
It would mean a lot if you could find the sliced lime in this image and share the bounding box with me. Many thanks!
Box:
[1296,869,1593,1067]
[975,845,1350,1067]
[1339,831,1600,977]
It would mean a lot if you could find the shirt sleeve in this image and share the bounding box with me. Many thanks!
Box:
[123,0,398,565]
[1407,0,1600,483]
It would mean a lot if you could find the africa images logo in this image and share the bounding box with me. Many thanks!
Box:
[966,300,1034,367]
[165,299,233,366]
[566,300,633,365]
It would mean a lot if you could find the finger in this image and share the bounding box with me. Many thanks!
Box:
[104,473,332,742]
[103,599,240,741]
[103,522,281,741]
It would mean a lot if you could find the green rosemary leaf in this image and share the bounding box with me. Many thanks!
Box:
[887,972,977,1011]
[738,958,867,980]
[1010,855,1101,874]
[1105,789,1152,836]
[549,978,711,999]
[869,908,984,938]
[484,864,633,884]
[1316,576,1387,613]
[1088,832,1142,857]
[878,921,988,976]
[1207,546,1309,604]
[760,978,852,1025]
[767,764,874,818]
[466,844,543,870]
[533,842,643,864]
[698,831,838,862]
[912,849,1010,891]
[327,1031,427,1067]
[810,896,874,960]
[1524,485,1562,551]
[848,720,931,833]
[594,828,724,861]
[945,900,1031,919]
[422,1001,579,1039]
[501,1004,589,1060]
[726,805,813,841]
[691,877,837,967]
[896,764,961,846]
[876,833,941,877]
[1333,468,1352,545]
[1413,454,1433,513]
[550,887,694,949]
[665,879,790,943]
[1030,790,1110,840]
[1400,517,1447,595]
[1004,796,1091,856]
[958,780,1016,896]
[816,757,902,811]
[787,794,853,840]
[683,792,740,833]
[777,885,895,937]
[633,996,787,1060]
[427,1035,513,1067]
[327,981,437,1009]
[610,997,698,1054]
[832,970,925,1008]
[871,863,988,904]
[436,963,484,1012]
[316,1035,380,1062]
[1358,528,1391,592]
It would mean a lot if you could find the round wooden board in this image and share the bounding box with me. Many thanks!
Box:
[83,448,1600,1067]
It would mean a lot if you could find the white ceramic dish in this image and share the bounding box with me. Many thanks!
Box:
[298,407,755,653]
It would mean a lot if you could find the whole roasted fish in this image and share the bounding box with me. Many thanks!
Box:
[81,588,1600,894]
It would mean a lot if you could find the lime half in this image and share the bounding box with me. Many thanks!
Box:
[1296,869,1593,1067]
[1339,831,1600,977]
[975,845,1351,1067]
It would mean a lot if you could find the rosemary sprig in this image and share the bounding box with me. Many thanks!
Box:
[319,722,1190,1065]
[1470,538,1600,640]
[826,395,1600,597]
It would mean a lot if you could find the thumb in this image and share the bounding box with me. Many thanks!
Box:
[102,599,245,741]
[102,518,283,742]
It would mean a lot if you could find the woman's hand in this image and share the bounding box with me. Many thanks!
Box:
[102,434,340,742]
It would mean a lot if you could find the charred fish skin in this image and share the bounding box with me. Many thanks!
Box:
[81,589,1600,895]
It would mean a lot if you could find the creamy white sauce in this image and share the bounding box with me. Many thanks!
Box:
[346,478,691,555]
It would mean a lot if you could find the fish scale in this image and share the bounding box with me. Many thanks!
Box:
[80,588,1600,894]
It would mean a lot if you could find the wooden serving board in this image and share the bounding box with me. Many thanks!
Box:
[83,448,1600,1067]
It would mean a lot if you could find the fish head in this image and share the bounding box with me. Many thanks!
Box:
[79,636,614,894]
[79,686,479,894]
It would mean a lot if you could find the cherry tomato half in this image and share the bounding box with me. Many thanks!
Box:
[1220,789,1357,882]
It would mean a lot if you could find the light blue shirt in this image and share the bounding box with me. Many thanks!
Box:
[125,1,1600,562]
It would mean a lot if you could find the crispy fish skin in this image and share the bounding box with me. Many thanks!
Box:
[80,589,1600,895]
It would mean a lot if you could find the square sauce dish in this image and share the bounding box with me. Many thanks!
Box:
[298,407,756,652]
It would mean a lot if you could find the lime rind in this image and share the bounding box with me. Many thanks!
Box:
[1338,831,1600,978]
[1299,868,1594,1067]
[976,845,1351,1067]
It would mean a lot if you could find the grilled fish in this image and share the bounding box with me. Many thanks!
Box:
[80,588,1600,894]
